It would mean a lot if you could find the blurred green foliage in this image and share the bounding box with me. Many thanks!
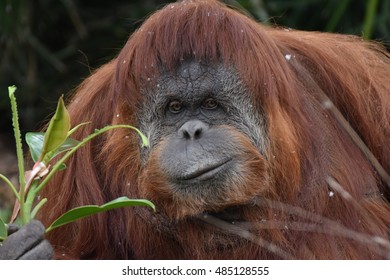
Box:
[1,0,389,134]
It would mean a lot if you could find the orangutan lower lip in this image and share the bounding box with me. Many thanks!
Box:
[181,159,232,181]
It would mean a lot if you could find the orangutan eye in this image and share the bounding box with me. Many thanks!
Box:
[202,98,218,110]
[168,100,183,113]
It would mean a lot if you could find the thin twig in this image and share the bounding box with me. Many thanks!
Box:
[198,213,294,260]
[289,57,390,188]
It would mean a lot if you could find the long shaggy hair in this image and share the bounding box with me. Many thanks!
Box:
[39,0,390,259]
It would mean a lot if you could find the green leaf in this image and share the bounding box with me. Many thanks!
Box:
[46,197,155,232]
[0,217,7,241]
[26,132,79,163]
[40,96,70,162]
[25,132,44,162]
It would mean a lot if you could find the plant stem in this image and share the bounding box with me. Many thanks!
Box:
[31,198,47,219]
[8,86,27,224]
[24,180,40,221]
[0,174,20,200]
[67,121,91,137]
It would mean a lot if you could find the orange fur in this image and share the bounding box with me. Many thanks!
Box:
[39,0,390,259]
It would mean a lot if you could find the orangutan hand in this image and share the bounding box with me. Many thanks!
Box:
[0,220,53,260]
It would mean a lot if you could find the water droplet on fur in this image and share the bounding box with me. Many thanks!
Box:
[322,100,333,109]
[116,114,120,118]
[329,191,335,197]
[285,54,292,61]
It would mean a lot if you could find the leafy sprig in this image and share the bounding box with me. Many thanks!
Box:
[0,86,154,241]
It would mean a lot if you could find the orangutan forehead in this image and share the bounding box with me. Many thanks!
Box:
[172,61,218,83]
[138,61,253,115]
[154,62,239,100]
[159,61,218,87]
